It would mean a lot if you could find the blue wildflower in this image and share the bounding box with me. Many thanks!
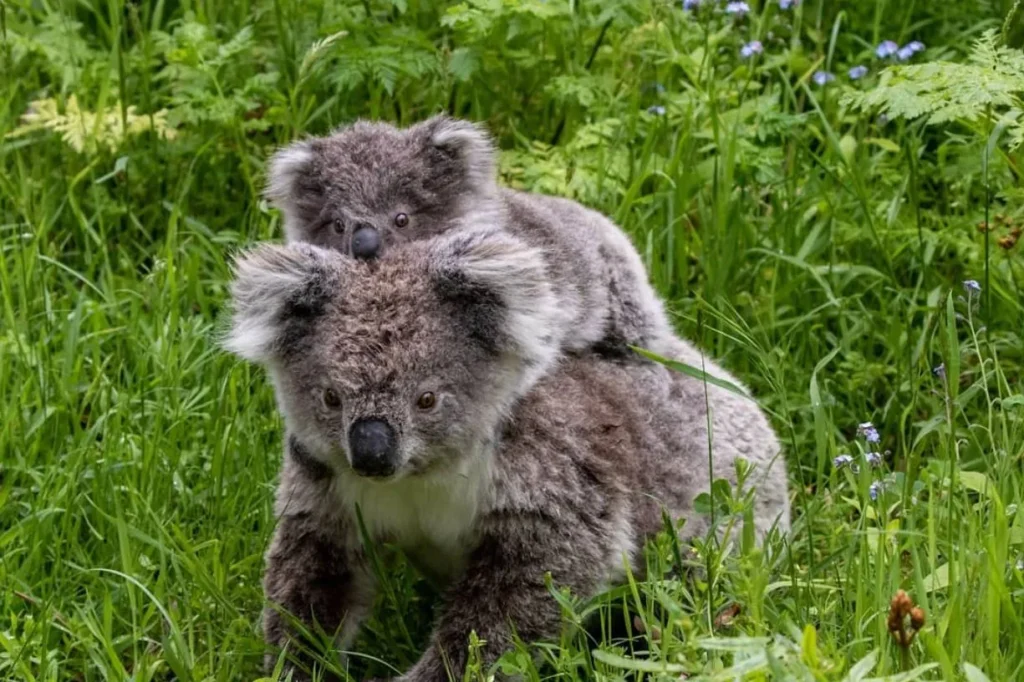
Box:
[682,0,700,9]
[725,1,750,15]
[869,480,883,501]
[833,454,854,470]
[906,41,925,53]
[857,422,881,444]
[813,71,835,86]
[865,451,883,468]
[933,363,946,379]
[876,40,899,58]
[741,40,763,58]
[963,279,982,295]
[896,45,915,61]
[779,0,797,8]
[848,65,868,80]
[646,105,666,116]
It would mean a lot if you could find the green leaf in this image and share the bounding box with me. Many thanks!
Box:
[843,650,878,682]
[631,347,752,399]
[923,562,949,593]
[449,47,479,82]
[591,648,688,673]
[963,663,993,682]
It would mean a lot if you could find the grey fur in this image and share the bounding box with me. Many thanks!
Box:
[226,235,790,681]
[264,115,737,387]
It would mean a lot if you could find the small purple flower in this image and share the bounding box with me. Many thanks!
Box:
[896,45,915,61]
[725,1,750,15]
[906,41,925,54]
[876,40,899,59]
[963,279,982,295]
[682,0,700,9]
[740,40,763,58]
[865,451,883,468]
[857,422,881,444]
[646,105,666,116]
[833,454,854,470]
[848,65,868,80]
[812,71,835,86]
[869,480,883,501]
[779,0,797,8]
[933,363,946,380]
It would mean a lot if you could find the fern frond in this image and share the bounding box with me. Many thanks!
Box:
[842,29,1024,148]
[6,96,176,154]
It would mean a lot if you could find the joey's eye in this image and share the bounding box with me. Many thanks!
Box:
[394,213,409,228]
[322,388,342,409]
[416,392,436,410]
[332,220,344,235]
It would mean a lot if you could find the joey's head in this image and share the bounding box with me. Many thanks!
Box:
[265,115,500,260]
[225,229,563,482]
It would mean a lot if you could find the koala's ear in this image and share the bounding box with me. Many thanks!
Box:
[421,115,497,194]
[224,243,338,363]
[430,228,565,372]
[264,141,320,241]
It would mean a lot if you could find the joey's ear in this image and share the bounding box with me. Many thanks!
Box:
[420,115,497,194]
[264,140,322,241]
[430,227,566,374]
[224,243,339,363]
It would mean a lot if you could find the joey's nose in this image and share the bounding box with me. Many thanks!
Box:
[348,418,398,478]
[351,222,381,260]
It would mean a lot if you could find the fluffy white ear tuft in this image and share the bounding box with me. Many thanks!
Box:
[264,141,315,205]
[431,227,569,386]
[264,141,318,241]
[224,243,335,363]
[426,115,497,194]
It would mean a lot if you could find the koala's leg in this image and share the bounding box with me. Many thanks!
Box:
[398,511,618,682]
[263,513,374,681]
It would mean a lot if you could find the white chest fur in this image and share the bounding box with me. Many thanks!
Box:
[333,450,493,579]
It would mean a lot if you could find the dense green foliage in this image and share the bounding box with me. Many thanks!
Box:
[1,0,1023,680]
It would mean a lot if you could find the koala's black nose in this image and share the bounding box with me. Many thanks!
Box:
[351,222,381,260]
[348,418,398,478]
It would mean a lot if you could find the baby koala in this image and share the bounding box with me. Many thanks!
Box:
[225,229,790,681]
[265,114,731,378]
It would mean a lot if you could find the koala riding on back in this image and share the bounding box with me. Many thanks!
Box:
[264,115,739,381]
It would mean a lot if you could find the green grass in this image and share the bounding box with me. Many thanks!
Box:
[1,0,1023,680]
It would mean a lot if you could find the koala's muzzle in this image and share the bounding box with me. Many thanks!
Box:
[348,418,398,478]
[351,222,381,260]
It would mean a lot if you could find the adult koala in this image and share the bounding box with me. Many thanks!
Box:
[225,228,790,682]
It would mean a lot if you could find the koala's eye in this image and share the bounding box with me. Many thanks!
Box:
[322,388,342,409]
[332,220,344,235]
[394,212,409,228]
[416,392,436,410]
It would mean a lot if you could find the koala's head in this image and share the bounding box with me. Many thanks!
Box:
[225,229,563,482]
[265,115,500,261]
